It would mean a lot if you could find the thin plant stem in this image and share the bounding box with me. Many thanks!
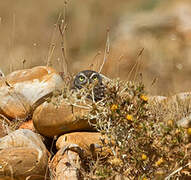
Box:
[127,48,144,81]
[47,13,62,67]
[99,28,110,73]
[89,51,101,71]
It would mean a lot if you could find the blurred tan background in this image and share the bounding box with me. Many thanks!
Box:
[0,0,191,95]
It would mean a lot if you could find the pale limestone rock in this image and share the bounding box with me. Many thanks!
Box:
[149,95,167,103]
[49,144,83,180]
[0,129,48,180]
[0,66,63,120]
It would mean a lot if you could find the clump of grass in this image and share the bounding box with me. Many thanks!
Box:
[49,77,191,179]
[78,79,191,179]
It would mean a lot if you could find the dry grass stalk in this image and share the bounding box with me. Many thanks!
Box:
[99,28,110,73]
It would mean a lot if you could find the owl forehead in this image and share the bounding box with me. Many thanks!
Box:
[77,70,99,79]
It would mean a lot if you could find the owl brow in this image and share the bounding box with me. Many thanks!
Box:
[90,72,99,79]
[78,73,87,79]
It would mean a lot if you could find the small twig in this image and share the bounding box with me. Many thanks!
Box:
[22,59,26,69]
[0,114,12,135]
[165,162,191,180]
[127,48,144,81]
[58,23,68,74]
[47,13,62,67]
[133,47,144,81]
[89,51,102,71]
[44,136,57,180]
[137,47,144,57]
[99,28,110,73]
[58,1,69,75]
[117,55,124,78]
[151,77,158,87]
[91,88,95,103]
[0,114,11,125]
[69,103,91,110]
[47,44,56,67]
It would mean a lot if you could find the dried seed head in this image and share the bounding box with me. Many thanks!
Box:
[109,157,123,166]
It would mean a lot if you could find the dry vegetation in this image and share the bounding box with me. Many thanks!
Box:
[49,77,191,179]
[1,0,191,179]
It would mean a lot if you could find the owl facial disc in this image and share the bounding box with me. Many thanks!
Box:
[73,70,105,101]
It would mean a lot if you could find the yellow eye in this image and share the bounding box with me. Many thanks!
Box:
[92,76,98,81]
[79,76,85,82]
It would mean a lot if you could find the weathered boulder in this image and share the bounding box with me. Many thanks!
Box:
[172,92,191,128]
[56,132,105,156]
[0,129,48,180]
[0,85,31,120]
[148,95,167,103]
[33,101,92,137]
[177,113,191,128]
[50,132,113,179]
[148,92,191,128]
[170,92,191,101]
[49,144,83,180]
[0,177,15,180]
[0,66,63,120]
[19,120,36,132]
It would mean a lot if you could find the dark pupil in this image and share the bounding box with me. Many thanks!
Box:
[92,76,98,80]
[79,76,85,81]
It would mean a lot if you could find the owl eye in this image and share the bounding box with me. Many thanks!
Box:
[78,76,85,82]
[92,76,98,81]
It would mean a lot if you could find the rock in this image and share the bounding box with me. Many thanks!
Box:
[56,132,106,156]
[155,92,191,128]
[170,92,191,101]
[0,177,15,180]
[167,92,191,127]
[19,120,36,132]
[49,144,83,180]
[51,133,112,180]
[0,66,64,120]
[0,84,31,120]
[5,66,64,106]
[0,148,47,180]
[33,101,92,137]
[0,115,12,138]
[149,95,167,103]
[177,114,191,128]
[0,129,48,180]
[0,123,7,138]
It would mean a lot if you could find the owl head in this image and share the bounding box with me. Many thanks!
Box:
[73,70,105,101]
[73,70,102,89]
